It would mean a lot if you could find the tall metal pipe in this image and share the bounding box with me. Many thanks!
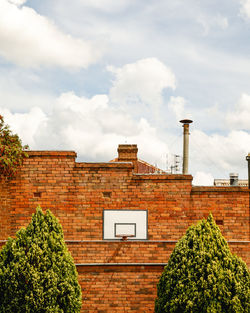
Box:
[180,119,193,175]
[246,154,250,189]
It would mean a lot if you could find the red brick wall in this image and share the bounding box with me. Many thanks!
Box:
[0,150,249,312]
[0,177,11,239]
[78,265,162,313]
[191,187,250,240]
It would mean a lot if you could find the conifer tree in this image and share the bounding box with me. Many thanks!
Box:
[0,207,82,313]
[0,115,29,178]
[155,214,250,313]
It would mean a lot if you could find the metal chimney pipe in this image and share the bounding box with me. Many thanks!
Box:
[229,173,238,186]
[246,154,250,189]
[180,119,193,175]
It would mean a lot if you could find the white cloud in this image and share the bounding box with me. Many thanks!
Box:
[240,0,250,19]
[216,15,229,29]
[43,92,168,164]
[0,106,47,147]
[0,57,176,167]
[191,129,250,176]
[0,0,102,68]
[2,88,250,184]
[168,96,192,121]
[78,0,132,13]
[0,71,54,112]
[193,171,214,186]
[7,0,27,5]
[226,93,250,129]
[108,58,176,110]
[197,14,228,35]
[0,91,168,167]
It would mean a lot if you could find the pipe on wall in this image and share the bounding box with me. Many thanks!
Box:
[246,154,250,189]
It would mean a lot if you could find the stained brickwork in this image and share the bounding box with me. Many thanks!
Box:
[78,265,162,313]
[0,147,249,312]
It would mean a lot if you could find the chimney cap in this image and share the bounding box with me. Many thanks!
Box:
[229,173,238,178]
[180,119,193,124]
[118,144,137,148]
[229,173,238,186]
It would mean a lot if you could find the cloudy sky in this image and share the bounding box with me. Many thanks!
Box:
[1,0,250,185]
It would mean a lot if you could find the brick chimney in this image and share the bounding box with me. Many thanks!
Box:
[117,144,138,172]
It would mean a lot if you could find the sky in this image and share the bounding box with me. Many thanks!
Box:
[1,0,250,185]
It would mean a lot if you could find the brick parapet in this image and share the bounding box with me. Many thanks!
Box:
[192,186,249,193]
[27,151,77,158]
[74,162,133,169]
[133,174,193,180]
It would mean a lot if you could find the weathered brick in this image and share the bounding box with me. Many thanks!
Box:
[0,149,249,312]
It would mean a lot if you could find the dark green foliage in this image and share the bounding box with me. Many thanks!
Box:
[0,207,82,312]
[0,115,29,178]
[155,214,250,313]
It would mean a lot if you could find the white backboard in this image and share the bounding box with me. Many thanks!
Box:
[103,210,147,240]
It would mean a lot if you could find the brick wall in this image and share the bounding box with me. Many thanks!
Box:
[0,150,249,312]
[78,265,162,313]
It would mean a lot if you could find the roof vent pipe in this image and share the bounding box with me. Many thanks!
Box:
[229,173,238,186]
[246,154,250,189]
[180,119,193,175]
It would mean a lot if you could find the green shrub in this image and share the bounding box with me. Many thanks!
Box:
[155,214,250,313]
[0,115,29,178]
[0,206,82,312]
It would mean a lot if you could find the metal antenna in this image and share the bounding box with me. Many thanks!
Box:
[174,154,180,173]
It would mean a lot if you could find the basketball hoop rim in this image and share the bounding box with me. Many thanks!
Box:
[115,234,135,241]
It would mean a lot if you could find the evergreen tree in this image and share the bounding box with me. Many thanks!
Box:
[0,115,29,178]
[0,207,82,313]
[155,214,250,313]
